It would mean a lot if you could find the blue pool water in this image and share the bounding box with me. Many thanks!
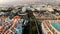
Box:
[4,24,22,34]
[51,22,60,32]
[12,24,22,34]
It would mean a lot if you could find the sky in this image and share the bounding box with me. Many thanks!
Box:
[0,0,39,4]
[0,0,60,6]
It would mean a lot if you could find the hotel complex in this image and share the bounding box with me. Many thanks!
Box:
[42,20,60,34]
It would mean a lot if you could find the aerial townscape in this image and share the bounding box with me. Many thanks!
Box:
[0,0,60,34]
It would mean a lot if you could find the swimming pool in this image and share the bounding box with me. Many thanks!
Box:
[51,22,60,32]
[12,24,22,34]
